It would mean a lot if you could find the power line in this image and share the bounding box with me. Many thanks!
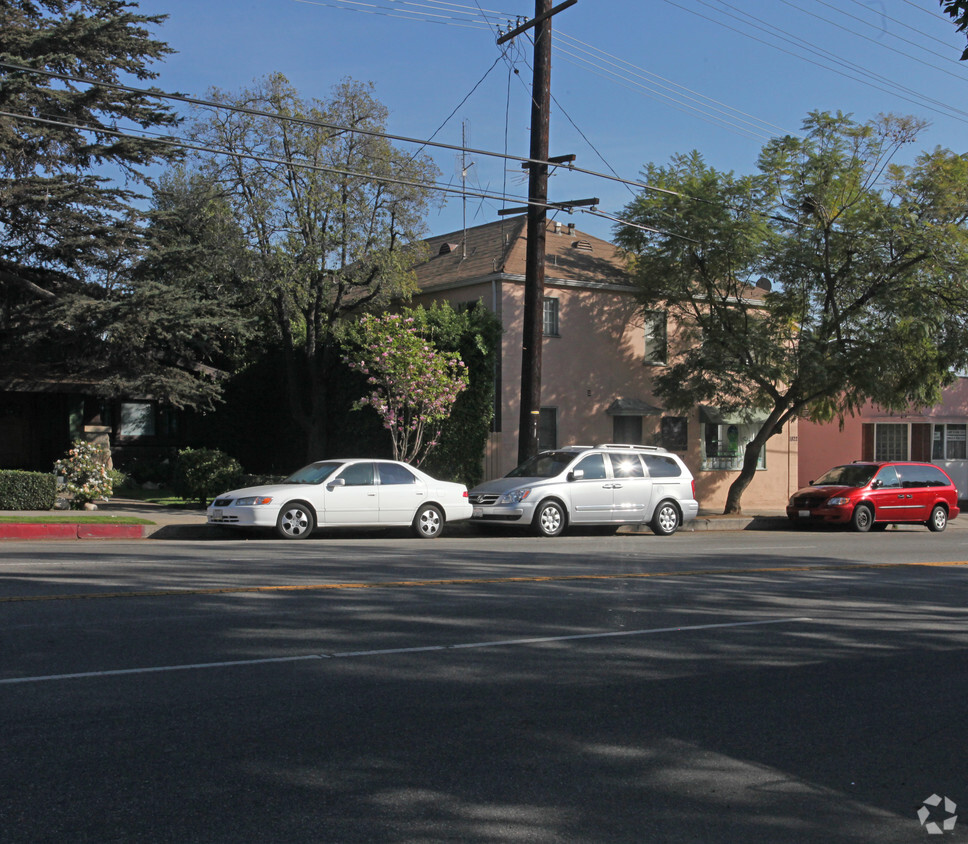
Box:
[0,107,687,240]
[0,61,716,208]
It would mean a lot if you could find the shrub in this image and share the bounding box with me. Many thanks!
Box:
[173,448,244,506]
[0,471,56,510]
[54,440,114,509]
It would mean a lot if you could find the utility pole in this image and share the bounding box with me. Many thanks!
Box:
[498,0,577,465]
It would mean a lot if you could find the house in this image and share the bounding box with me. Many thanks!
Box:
[0,369,186,474]
[411,216,799,512]
[798,377,968,498]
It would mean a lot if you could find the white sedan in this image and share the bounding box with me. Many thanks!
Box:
[207,459,473,539]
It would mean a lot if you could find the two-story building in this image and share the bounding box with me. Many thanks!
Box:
[411,216,798,512]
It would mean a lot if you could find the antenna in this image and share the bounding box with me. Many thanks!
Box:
[461,121,474,259]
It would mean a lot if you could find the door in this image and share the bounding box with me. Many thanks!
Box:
[605,452,651,520]
[376,462,426,524]
[868,465,920,522]
[322,462,379,525]
[567,453,614,523]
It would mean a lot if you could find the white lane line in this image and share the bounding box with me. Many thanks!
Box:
[0,617,811,686]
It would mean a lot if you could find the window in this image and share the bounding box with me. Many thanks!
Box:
[539,407,558,450]
[874,465,901,489]
[119,402,155,437]
[701,423,765,471]
[337,462,374,486]
[612,415,643,445]
[378,463,416,485]
[661,416,688,452]
[606,453,644,478]
[933,424,967,460]
[543,297,560,337]
[644,454,683,478]
[643,311,667,364]
[573,453,607,479]
[874,424,908,461]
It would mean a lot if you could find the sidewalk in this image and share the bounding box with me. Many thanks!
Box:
[0,498,795,540]
[0,499,962,540]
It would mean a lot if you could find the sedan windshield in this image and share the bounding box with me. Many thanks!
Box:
[507,451,575,479]
[813,464,878,488]
[284,462,342,484]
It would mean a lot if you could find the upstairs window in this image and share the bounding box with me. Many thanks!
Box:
[543,297,560,337]
[643,311,667,364]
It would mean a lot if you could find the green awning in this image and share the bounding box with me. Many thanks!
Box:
[698,406,770,425]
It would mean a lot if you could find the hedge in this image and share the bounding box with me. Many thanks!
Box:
[0,471,57,511]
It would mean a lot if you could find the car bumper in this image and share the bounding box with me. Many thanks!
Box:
[785,505,852,524]
[469,502,532,525]
[206,506,278,528]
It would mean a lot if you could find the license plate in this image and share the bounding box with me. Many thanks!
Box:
[211,509,223,521]
[473,507,483,518]
[798,509,810,518]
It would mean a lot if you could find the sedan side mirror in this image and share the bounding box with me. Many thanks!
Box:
[327,478,346,490]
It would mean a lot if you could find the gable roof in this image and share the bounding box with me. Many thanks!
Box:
[414,216,632,291]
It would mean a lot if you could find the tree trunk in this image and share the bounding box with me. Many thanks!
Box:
[722,408,787,515]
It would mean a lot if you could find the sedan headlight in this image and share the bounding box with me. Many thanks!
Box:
[235,496,274,506]
[500,488,532,505]
[826,496,850,507]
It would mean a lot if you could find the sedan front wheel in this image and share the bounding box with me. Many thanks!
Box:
[276,503,315,539]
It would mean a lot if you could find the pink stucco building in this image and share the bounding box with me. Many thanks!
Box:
[412,216,799,512]
[798,378,968,498]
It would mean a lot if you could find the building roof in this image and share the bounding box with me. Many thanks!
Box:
[414,216,633,291]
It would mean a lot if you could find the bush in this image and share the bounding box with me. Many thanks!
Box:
[0,471,57,510]
[54,440,114,509]
[173,448,244,506]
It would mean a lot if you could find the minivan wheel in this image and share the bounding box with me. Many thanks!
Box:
[850,504,873,533]
[651,501,681,536]
[927,504,948,533]
[276,502,315,539]
[532,500,566,537]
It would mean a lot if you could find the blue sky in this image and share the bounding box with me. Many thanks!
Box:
[133,0,968,242]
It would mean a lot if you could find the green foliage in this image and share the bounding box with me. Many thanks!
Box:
[0,470,56,510]
[177,74,441,457]
[0,1,183,380]
[342,310,469,466]
[172,448,244,507]
[54,440,114,509]
[405,302,502,487]
[615,111,968,512]
[941,1,968,59]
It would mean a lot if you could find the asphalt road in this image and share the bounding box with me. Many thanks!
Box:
[1,527,967,843]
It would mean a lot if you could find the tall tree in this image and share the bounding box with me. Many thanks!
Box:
[0,1,235,409]
[0,0,178,310]
[615,111,968,514]
[185,74,440,458]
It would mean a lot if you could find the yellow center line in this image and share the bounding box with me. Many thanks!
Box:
[3,559,968,604]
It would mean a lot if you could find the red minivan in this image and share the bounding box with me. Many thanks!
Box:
[786,461,960,532]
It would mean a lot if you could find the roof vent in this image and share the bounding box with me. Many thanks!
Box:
[438,242,459,255]
[573,239,593,251]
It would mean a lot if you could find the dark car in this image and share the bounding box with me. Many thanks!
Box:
[786,461,960,532]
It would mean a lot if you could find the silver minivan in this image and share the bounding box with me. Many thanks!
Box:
[468,444,699,537]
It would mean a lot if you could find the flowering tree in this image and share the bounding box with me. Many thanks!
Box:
[343,312,469,466]
[54,440,114,509]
